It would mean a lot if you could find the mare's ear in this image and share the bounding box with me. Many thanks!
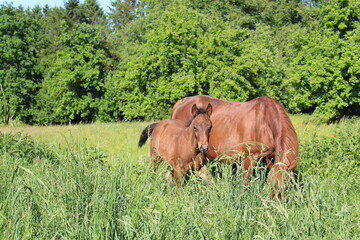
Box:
[206,103,213,116]
[191,104,199,117]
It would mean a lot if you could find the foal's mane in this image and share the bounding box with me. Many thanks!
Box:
[185,108,207,127]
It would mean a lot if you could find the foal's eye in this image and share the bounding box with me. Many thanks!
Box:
[193,126,197,131]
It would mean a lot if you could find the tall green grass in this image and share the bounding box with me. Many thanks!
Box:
[0,117,359,239]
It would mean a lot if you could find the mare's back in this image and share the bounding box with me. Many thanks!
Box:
[172,95,218,120]
[173,96,279,119]
[209,97,276,144]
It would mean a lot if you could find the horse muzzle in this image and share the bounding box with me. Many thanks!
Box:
[199,145,209,154]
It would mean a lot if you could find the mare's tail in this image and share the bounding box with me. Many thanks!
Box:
[265,97,299,199]
[272,100,299,170]
[138,123,158,147]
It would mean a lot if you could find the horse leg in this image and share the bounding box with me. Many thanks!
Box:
[183,153,206,173]
[196,166,214,184]
[168,159,182,188]
[182,153,214,184]
[150,146,161,167]
[268,162,292,200]
[243,147,275,184]
[242,155,257,184]
[151,155,160,169]
[265,151,276,168]
[173,166,182,188]
[164,169,173,185]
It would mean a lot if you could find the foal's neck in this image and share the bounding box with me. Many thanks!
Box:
[184,121,197,148]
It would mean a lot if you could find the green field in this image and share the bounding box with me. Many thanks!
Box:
[0,115,359,239]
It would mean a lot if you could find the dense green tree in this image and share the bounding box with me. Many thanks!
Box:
[64,0,105,27]
[65,0,83,26]
[39,0,107,80]
[38,6,66,72]
[112,1,294,120]
[34,22,112,124]
[0,5,45,124]
[289,0,360,119]
[0,0,358,124]
[97,74,124,121]
[111,3,232,120]
[81,0,106,25]
[108,0,140,32]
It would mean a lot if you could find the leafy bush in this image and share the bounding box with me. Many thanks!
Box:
[0,133,56,164]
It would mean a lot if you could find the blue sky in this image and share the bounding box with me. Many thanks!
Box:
[1,0,113,12]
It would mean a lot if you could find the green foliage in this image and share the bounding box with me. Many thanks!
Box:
[321,0,360,35]
[0,133,56,164]
[116,4,211,120]
[81,0,106,26]
[0,0,359,123]
[97,74,124,121]
[289,0,360,119]
[108,0,140,32]
[34,22,112,124]
[0,5,45,124]
[115,2,296,120]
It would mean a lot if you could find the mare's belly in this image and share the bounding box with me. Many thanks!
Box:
[206,116,274,162]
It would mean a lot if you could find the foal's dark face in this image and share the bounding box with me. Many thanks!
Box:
[191,104,213,154]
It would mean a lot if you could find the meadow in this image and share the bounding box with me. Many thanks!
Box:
[0,115,359,239]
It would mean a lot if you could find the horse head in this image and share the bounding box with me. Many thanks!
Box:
[191,103,213,155]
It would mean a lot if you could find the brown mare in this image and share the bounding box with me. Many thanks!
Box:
[171,95,298,197]
[138,104,213,186]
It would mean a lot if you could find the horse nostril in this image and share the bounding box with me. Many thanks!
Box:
[200,146,209,154]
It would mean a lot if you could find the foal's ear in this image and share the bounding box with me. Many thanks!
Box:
[191,104,199,117]
[206,103,213,116]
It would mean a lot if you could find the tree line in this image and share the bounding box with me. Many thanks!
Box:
[0,0,359,124]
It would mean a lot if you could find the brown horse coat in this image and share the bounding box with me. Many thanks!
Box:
[149,104,213,185]
[171,95,299,191]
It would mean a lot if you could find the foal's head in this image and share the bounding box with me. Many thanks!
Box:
[191,103,213,154]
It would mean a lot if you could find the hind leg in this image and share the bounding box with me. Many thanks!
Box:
[242,148,274,184]
[242,147,275,184]
[150,145,162,168]
[163,163,183,189]
[268,163,293,200]
[242,156,257,184]
[173,165,182,188]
